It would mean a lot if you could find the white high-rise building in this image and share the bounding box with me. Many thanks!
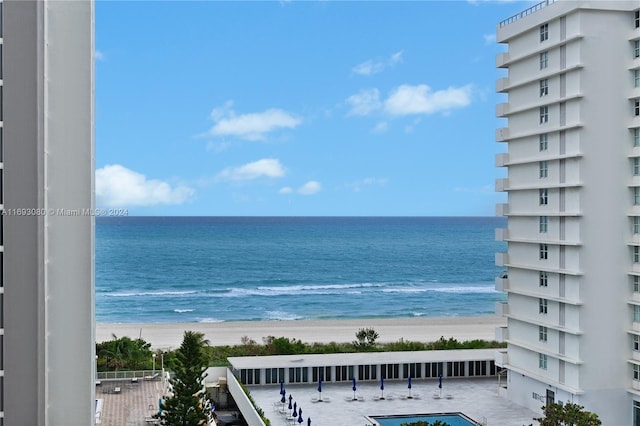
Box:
[495,1,640,424]
[1,1,95,425]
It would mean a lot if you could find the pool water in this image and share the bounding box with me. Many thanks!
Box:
[370,412,479,426]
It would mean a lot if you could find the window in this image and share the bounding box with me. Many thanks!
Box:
[636,10,639,28]
[539,133,548,151]
[539,298,548,314]
[635,99,640,116]
[539,326,548,342]
[539,188,548,205]
[635,41,640,59]
[540,271,548,287]
[540,161,549,178]
[540,23,549,42]
[540,106,549,124]
[635,69,640,88]
[539,353,548,369]
[635,305,640,323]
[634,335,640,352]
[635,158,640,176]
[635,275,640,293]
[634,217,640,234]
[635,128,640,147]
[540,51,548,69]
[635,187,640,205]
[540,216,548,233]
[539,79,549,97]
[634,246,640,263]
[634,363,640,380]
[540,244,549,260]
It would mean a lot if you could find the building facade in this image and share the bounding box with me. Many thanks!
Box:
[1,1,95,425]
[495,0,640,424]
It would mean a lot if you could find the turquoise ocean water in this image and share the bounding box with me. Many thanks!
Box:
[96,216,506,323]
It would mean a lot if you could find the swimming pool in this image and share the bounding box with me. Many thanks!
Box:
[368,412,480,426]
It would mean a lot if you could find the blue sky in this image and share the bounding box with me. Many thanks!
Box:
[95,0,527,216]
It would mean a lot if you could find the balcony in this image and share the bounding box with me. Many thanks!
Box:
[495,153,509,167]
[496,77,509,93]
[495,228,508,241]
[633,351,640,362]
[633,379,640,391]
[495,276,509,292]
[495,326,509,343]
[495,252,509,267]
[496,103,509,118]
[495,203,509,216]
[496,127,509,142]
[633,322,640,332]
[495,178,509,192]
[496,52,509,68]
[495,301,509,317]
[495,349,509,367]
[632,293,640,303]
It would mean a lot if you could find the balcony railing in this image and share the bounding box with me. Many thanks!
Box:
[499,0,558,28]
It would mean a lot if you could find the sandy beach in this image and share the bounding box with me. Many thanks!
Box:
[96,316,506,349]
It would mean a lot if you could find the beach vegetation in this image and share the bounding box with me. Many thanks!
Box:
[155,331,210,426]
[528,402,602,426]
[96,334,154,371]
[353,327,379,350]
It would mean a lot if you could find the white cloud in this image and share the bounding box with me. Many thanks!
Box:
[345,88,382,116]
[96,165,194,207]
[216,158,286,182]
[207,101,301,141]
[371,121,389,133]
[278,186,294,194]
[352,51,403,76]
[298,181,321,195]
[384,84,473,116]
[483,34,496,45]
[346,177,388,192]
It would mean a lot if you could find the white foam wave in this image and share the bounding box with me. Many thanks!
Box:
[173,309,194,313]
[217,282,384,298]
[264,310,303,321]
[382,285,497,294]
[198,318,224,323]
[106,290,199,297]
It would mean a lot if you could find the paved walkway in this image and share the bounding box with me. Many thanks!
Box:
[97,379,163,425]
[248,378,539,426]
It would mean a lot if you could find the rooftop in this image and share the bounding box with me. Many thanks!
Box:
[247,377,539,426]
[499,0,558,28]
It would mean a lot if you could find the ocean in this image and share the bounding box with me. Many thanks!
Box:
[96,216,507,323]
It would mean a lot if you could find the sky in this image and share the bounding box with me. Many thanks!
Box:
[95,0,530,216]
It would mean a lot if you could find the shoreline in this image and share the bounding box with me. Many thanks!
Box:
[96,315,506,350]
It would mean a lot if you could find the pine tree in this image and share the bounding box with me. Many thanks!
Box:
[156,331,210,426]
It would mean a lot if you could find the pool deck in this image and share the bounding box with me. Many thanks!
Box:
[96,378,164,425]
[247,377,540,426]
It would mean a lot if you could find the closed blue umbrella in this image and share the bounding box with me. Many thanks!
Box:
[307,418,311,426]
[317,378,322,401]
[352,377,357,400]
[438,374,443,398]
[293,402,297,418]
[280,381,285,395]
[298,407,303,423]
[288,397,292,411]
[380,376,385,400]
[281,390,286,411]
[408,376,413,399]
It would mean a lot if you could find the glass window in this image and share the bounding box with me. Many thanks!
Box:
[539,353,547,369]
[634,217,640,234]
[635,128,640,147]
[540,244,549,260]
[634,246,640,263]
[539,326,548,342]
[540,106,549,123]
[635,363,640,380]
[539,188,548,205]
[539,298,548,314]
[540,161,549,178]
[634,335,640,351]
[540,23,549,42]
[635,10,639,28]
[540,79,548,96]
[635,275,640,293]
[635,158,640,176]
[635,99,640,116]
[539,133,548,151]
[635,69,640,88]
[540,216,548,233]
[635,305,640,323]
[635,187,640,205]
[540,271,548,287]
[540,51,548,69]
[635,41,640,59]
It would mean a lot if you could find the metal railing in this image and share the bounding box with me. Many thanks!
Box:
[499,0,558,28]
[97,369,160,381]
